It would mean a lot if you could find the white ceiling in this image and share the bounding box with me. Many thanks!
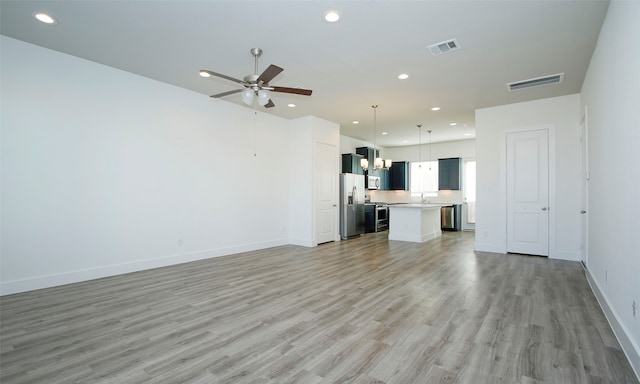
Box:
[0,0,609,146]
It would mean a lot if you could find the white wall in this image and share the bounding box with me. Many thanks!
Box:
[475,94,582,260]
[288,120,314,246]
[340,135,372,155]
[580,0,640,375]
[0,37,293,294]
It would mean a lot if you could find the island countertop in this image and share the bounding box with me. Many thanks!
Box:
[386,203,447,209]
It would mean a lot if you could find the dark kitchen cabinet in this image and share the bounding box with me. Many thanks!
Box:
[389,161,410,190]
[364,204,376,233]
[438,158,461,190]
[342,153,365,175]
[378,168,390,190]
[356,146,377,166]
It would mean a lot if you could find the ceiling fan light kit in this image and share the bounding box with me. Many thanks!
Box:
[242,89,254,105]
[201,48,312,109]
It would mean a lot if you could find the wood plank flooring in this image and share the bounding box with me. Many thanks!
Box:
[1,231,637,383]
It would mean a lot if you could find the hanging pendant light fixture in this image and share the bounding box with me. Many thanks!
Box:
[360,157,369,171]
[371,105,391,170]
[360,148,369,171]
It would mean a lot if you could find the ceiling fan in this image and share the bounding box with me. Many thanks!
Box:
[200,48,313,108]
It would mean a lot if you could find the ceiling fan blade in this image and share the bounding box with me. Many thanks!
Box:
[200,69,244,84]
[210,89,243,98]
[272,86,313,96]
[264,100,275,108]
[256,64,284,84]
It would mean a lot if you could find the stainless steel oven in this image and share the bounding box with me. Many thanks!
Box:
[375,204,388,232]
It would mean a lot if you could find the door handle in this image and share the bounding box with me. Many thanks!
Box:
[541,207,547,211]
[580,209,587,214]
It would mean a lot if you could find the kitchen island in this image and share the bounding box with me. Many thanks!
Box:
[387,204,442,243]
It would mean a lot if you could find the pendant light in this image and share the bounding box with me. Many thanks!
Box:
[360,154,369,171]
[371,105,391,170]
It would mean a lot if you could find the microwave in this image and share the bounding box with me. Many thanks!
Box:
[367,175,381,190]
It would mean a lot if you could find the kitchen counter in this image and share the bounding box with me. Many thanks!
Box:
[388,204,442,243]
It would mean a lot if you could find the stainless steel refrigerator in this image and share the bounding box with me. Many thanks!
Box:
[340,173,365,239]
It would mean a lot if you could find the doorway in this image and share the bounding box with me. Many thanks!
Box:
[315,142,338,244]
[506,129,549,256]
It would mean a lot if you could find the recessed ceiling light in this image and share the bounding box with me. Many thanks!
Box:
[398,74,409,80]
[324,11,340,22]
[403,140,409,143]
[449,122,457,126]
[199,70,210,78]
[352,121,359,124]
[464,133,471,136]
[431,107,441,111]
[381,132,388,135]
[33,12,57,24]
[287,103,296,108]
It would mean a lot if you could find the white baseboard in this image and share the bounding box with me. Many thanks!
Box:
[0,238,288,296]
[585,268,640,381]
[474,242,507,254]
[288,237,315,247]
[549,250,580,261]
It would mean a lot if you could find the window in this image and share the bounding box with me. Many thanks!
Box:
[410,161,438,197]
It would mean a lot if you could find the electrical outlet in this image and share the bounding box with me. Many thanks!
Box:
[633,300,637,319]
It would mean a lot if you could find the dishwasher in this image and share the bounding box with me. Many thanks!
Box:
[441,204,462,231]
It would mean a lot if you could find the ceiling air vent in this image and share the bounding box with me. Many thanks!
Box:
[428,39,459,56]
[507,73,564,91]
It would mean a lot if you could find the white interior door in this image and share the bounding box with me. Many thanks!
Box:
[579,109,589,267]
[315,142,337,244]
[462,159,476,231]
[506,129,549,256]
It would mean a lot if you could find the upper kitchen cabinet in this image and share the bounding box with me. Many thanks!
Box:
[438,158,461,190]
[389,161,410,190]
[378,168,390,190]
[342,153,365,175]
[356,146,377,167]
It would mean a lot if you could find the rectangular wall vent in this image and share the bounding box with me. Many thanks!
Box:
[428,39,459,56]
[507,73,565,91]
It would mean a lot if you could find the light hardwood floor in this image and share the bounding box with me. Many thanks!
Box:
[1,231,637,384]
